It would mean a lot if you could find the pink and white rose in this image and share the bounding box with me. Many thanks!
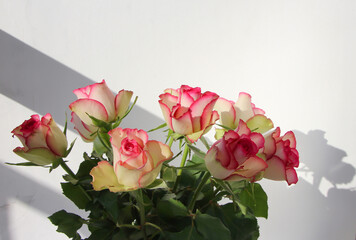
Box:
[69,80,133,141]
[263,127,299,185]
[214,92,270,132]
[159,85,219,142]
[90,128,173,192]
[205,120,268,181]
[12,114,68,165]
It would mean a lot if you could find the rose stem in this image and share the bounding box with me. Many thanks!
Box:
[58,158,92,201]
[172,143,190,192]
[187,171,211,212]
[137,189,148,240]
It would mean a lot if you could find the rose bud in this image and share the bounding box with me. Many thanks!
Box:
[159,85,219,142]
[69,80,133,141]
[12,114,68,165]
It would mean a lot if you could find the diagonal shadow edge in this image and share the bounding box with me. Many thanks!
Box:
[0,29,163,133]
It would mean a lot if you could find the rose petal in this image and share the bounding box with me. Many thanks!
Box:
[46,118,68,156]
[87,80,116,121]
[71,112,97,142]
[138,164,162,188]
[138,140,173,188]
[224,174,246,182]
[115,90,133,119]
[164,88,179,97]
[90,161,131,192]
[214,97,238,130]
[246,115,274,134]
[286,168,298,185]
[282,131,297,148]
[114,158,149,189]
[249,132,265,150]
[124,128,148,146]
[144,140,173,167]
[200,99,219,130]
[13,147,57,165]
[182,85,201,100]
[120,151,147,170]
[69,99,109,125]
[25,125,48,149]
[263,131,277,159]
[264,156,286,181]
[159,100,174,130]
[205,146,235,179]
[236,120,251,136]
[233,156,267,178]
[234,92,255,122]
[190,92,219,131]
[159,93,179,110]
[179,91,195,108]
[186,129,205,143]
[171,110,193,135]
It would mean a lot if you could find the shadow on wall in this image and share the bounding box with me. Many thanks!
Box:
[0,30,164,240]
[263,129,356,240]
[0,29,163,134]
[0,164,89,240]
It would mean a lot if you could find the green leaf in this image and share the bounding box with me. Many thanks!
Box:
[215,203,260,240]
[49,157,62,172]
[65,138,77,157]
[229,181,246,192]
[63,112,68,136]
[164,150,182,164]
[97,191,120,223]
[239,183,268,219]
[146,179,167,189]
[86,113,111,129]
[215,123,234,131]
[5,161,42,167]
[157,199,188,219]
[97,131,111,151]
[187,144,206,159]
[199,136,210,150]
[162,166,177,182]
[61,182,90,209]
[76,157,99,181]
[195,212,231,240]
[63,174,79,185]
[147,122,167,132]
[93,136,107,155]
[48,210,84,238]
[186,154,207,171]
[87,228,114,240]
[163,225,205,240]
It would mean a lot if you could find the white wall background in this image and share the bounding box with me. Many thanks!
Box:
[1,1,356,239]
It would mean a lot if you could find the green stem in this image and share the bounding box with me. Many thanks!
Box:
[136,189,148,240]
[59,158,92,201]
[177,144,189,177]
[168,137,174,148]
[188,171,211,212]
[172,144,190,192]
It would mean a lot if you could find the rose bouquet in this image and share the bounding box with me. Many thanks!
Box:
[10,81,299,240]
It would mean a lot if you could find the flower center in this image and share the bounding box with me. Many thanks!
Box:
[20,116,40,136]
[120,138,142,156]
